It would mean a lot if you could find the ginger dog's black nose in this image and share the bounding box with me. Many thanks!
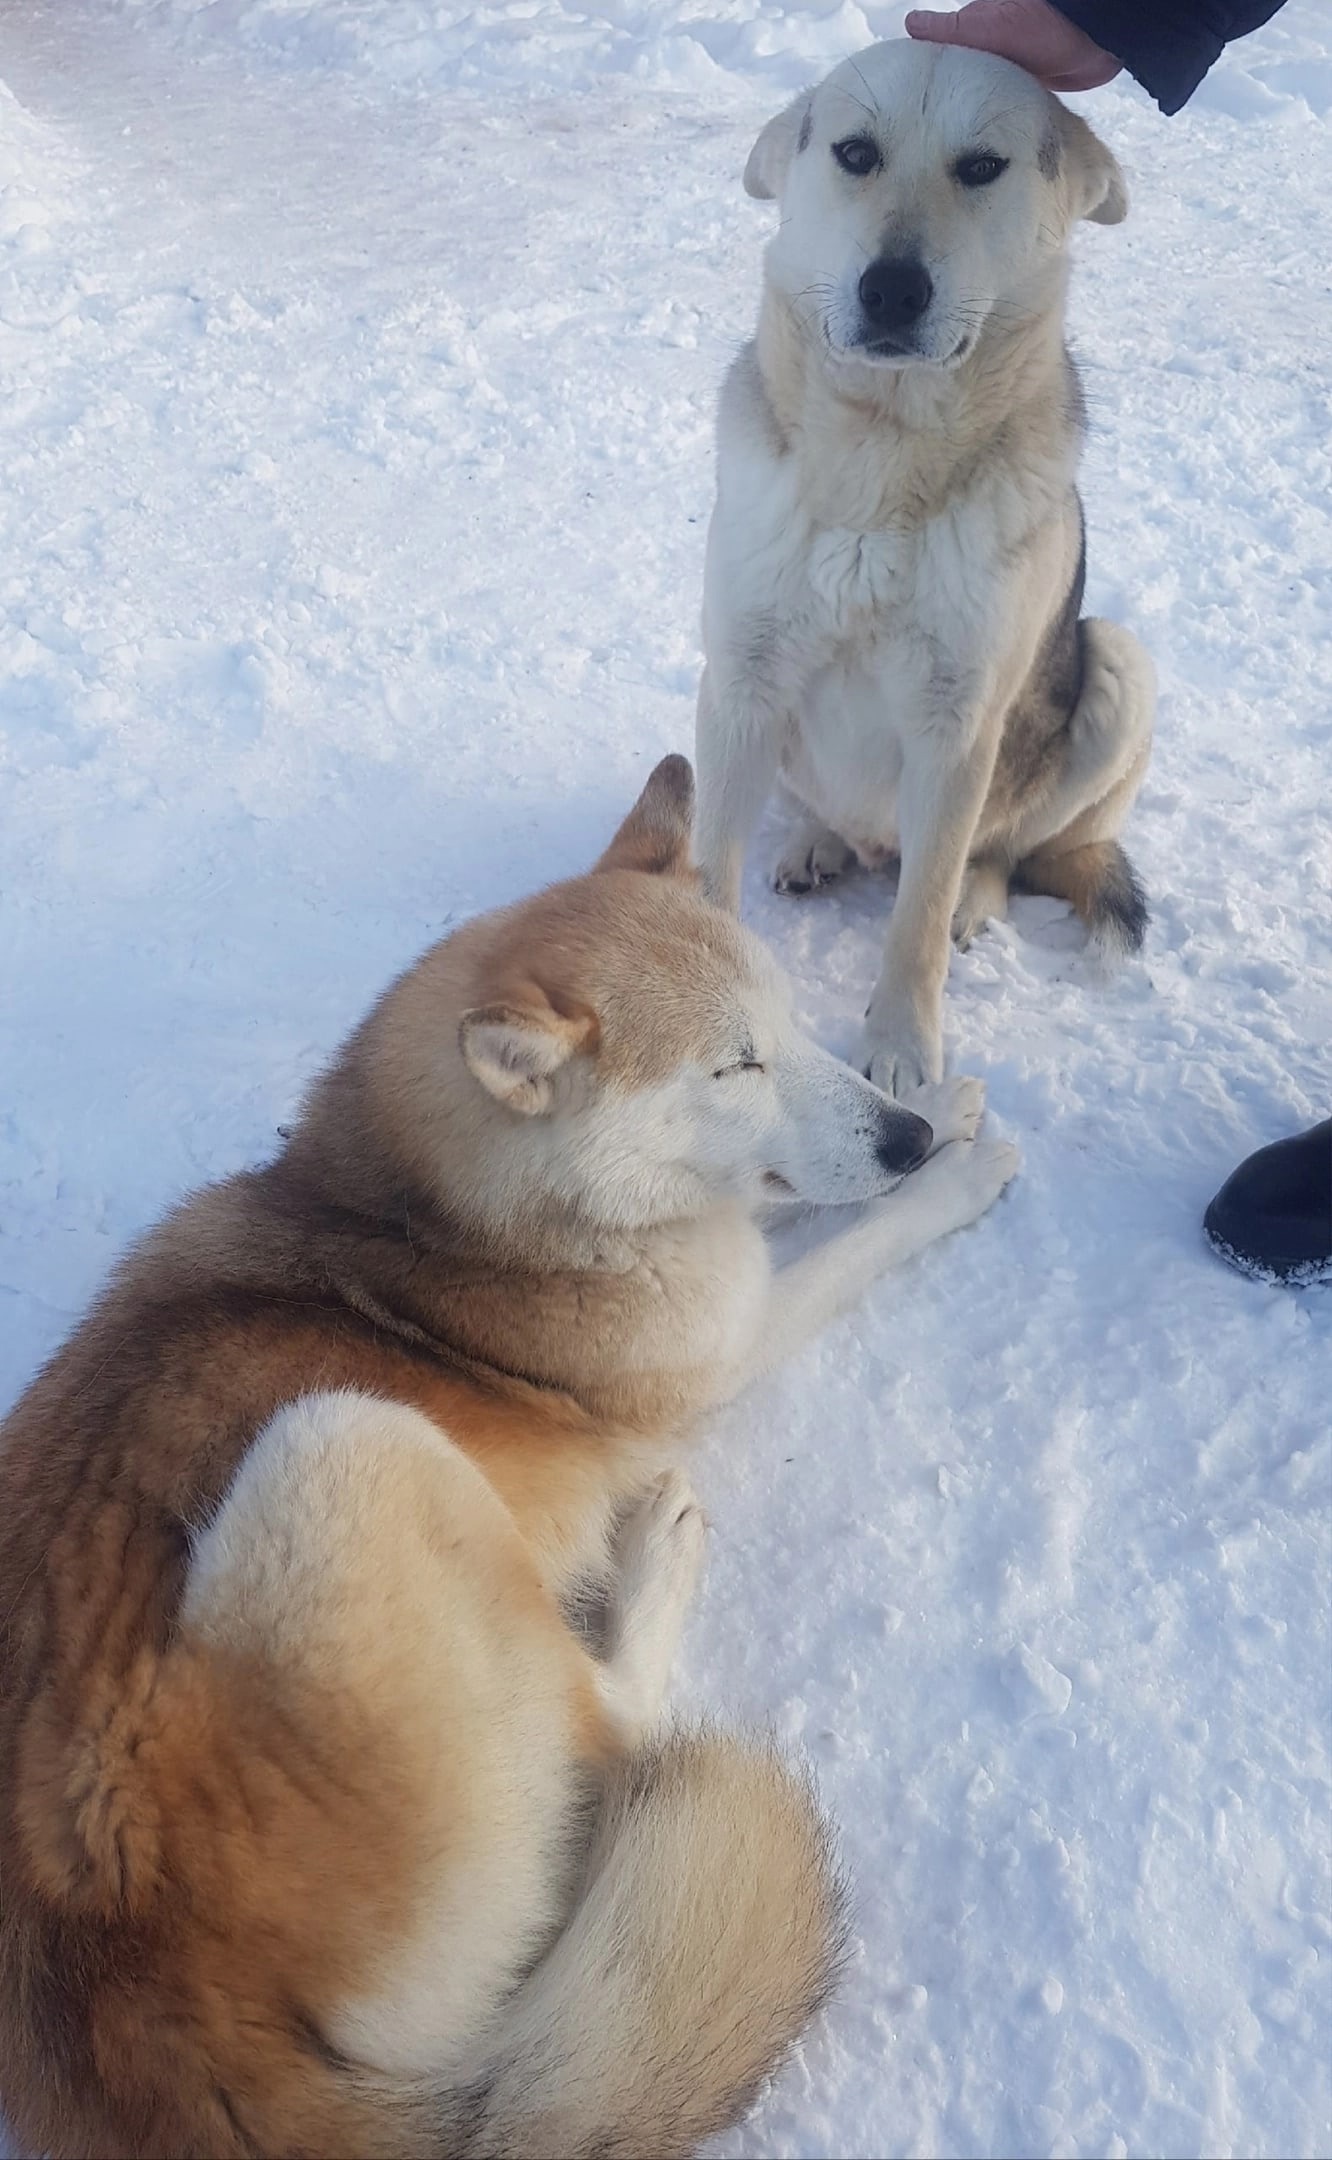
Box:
[876,1107,934,1175]
[859,257,933,332]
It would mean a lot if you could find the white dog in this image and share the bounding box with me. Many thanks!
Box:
[696,39,1155,1095]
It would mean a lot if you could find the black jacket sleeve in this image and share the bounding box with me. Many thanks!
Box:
[1050,0,1289,113]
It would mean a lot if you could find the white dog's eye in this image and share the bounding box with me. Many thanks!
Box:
[955,152,1009,189]
[712,1059,765,1079]
[832,136,879,178]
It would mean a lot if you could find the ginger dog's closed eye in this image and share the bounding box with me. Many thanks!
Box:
[695,38,1154,1097]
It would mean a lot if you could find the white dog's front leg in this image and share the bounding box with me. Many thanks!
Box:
[741,1082,1017,1387]
[864,724,999,1095]
[694,663,785,914]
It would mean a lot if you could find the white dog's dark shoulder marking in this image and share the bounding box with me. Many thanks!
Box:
[695,40,1155,1096]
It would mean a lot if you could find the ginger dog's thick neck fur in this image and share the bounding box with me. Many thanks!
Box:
[0,758,1015,2158]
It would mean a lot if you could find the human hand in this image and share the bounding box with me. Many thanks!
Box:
[904,0,1122,93]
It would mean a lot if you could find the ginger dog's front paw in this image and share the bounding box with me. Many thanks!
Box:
[912,1133,1021,1231]
[902,1075,986,1151]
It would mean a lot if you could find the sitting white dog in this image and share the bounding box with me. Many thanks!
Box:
[695,39,1154,1094]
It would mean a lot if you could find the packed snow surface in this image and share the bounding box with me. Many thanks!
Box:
[1,1,1329,2154]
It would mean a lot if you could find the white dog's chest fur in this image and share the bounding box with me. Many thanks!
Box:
[743,489,1014,855]
[804,524,916,626]
[703,314,1082,871]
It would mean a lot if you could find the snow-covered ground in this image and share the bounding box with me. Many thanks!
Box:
[1,1,1329,2154]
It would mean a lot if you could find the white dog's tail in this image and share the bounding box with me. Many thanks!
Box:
[450,1730,847,2160]
[1018,835,1149,958]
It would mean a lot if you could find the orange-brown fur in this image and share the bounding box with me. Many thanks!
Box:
[0,1233,618,2155]
[0,761,845,2160]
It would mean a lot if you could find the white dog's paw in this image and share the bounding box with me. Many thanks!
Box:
[864,1027,942,1100]
[774,822,854,896]
[915,1134,1020,1231]
[612,1470,707,1638]
[903,1074,986,1150]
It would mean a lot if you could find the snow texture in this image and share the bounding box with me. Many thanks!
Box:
[1,1,1329,2155]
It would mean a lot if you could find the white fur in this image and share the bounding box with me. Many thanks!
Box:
[597,1471,708,1742]
[696,41,1149,1096]
[440,918,943,1252]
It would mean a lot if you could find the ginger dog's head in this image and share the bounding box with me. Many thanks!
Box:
[312,759,932,1245]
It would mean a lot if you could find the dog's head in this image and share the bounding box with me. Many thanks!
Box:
[745,39,1125,374]
[363,759,932,1240]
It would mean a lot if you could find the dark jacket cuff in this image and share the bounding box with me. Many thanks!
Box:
[1050,0,1225,113]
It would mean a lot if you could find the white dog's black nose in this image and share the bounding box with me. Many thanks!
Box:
[858,257,933,334]
[875,1107,934,1176]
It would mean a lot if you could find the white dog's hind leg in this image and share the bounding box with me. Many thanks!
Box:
[1012,621,1155,961]
[1025,619,1155,849]
[598,1472,706,1744]
[774,816,855,896]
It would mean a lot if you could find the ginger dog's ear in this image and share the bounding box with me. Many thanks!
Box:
[744,90,814,202]
[459,991,597,1116]
[1054,104,1128,225]
[595,755,695,878]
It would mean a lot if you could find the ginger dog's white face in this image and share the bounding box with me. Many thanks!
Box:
[446,758,934,1230]
[746,40,1126,373]
[520,918,935,1224]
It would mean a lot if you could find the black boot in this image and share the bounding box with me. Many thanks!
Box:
[1204,1120,1332,1285]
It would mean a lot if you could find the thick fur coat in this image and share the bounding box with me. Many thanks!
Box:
[695,41,1155,1094]
[0,760,1015,2159]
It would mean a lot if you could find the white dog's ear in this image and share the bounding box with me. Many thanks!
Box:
[596,754,695,878]
[744,90,813,202]
[459,994,598,1115]
[1055,105,1128,225]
